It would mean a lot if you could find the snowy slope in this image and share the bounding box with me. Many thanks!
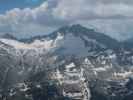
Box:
[0,33,63,50]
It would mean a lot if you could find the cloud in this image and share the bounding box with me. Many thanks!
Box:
[0,1,70,36]
[53,0,133,20]
[80,19,133,41]
[0,0,133,39]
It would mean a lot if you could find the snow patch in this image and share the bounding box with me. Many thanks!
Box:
[114,71,133,78]
[0,34,63,50]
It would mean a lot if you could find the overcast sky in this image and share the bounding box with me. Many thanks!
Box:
[0,0,133,40]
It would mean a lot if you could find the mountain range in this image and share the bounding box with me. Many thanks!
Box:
[0,24,133,100]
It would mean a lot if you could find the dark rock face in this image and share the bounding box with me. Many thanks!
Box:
[90,78,133,100]
[0,33,17,40]
[0,82,65,100]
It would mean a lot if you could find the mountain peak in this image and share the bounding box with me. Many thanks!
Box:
[70,24,86,29]
[49,24,120,50]
[71,24,93,30]
[57,24,94,34]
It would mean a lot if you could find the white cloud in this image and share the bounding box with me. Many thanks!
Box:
[0,1,70,36]
[0,0,133,39]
